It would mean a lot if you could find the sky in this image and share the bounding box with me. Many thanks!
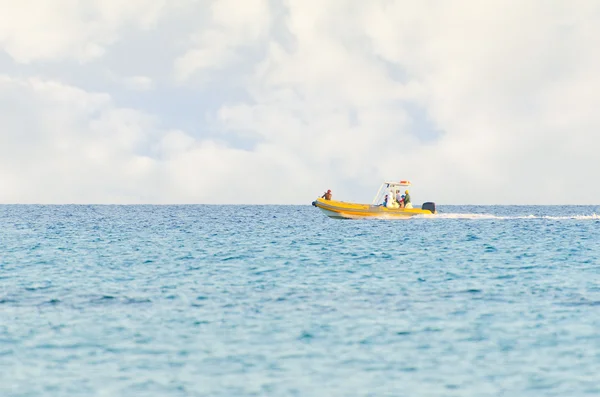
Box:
[1,0,599,205]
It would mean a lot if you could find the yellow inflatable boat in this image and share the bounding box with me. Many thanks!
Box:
[312,180,437,219]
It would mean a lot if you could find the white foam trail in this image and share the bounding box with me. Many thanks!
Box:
[342,213,414,220]
[331,212,600,221]
[413,213,600,220]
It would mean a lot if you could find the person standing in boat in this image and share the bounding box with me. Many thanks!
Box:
[403,190,413,209]
[321,189,332,200]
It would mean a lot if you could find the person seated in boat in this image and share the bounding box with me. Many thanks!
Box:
[403,190,413,209]
[381,194,389,207]
[396,190,404,208]
[379,190,397,209]
[321,189,332,200]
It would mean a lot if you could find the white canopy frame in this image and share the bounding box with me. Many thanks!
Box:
[371,180,412,205]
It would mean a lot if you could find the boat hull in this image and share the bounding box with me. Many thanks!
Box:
[312,198,435,219]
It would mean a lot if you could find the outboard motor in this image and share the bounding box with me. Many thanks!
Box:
[421,202,436,214]
[312,200,317,207]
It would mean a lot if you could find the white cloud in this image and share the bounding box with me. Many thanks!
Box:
[174,0,271,81]
[0,76,317,204]
[123,75,155,91]
[0,75,161,203]
[1,1,600,204]
[0,0,167,63]
[207,0,600,204]
[357,0,600,203]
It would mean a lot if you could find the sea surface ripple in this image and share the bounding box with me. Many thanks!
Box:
[1,204,600,396]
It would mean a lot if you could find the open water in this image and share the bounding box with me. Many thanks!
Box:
[1,204,600,396]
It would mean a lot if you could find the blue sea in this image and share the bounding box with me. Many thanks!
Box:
[1,205,600,396]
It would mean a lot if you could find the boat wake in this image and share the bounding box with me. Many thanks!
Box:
[411,213,600,220]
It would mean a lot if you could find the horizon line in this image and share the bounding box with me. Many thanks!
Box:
[0,203,599,206]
